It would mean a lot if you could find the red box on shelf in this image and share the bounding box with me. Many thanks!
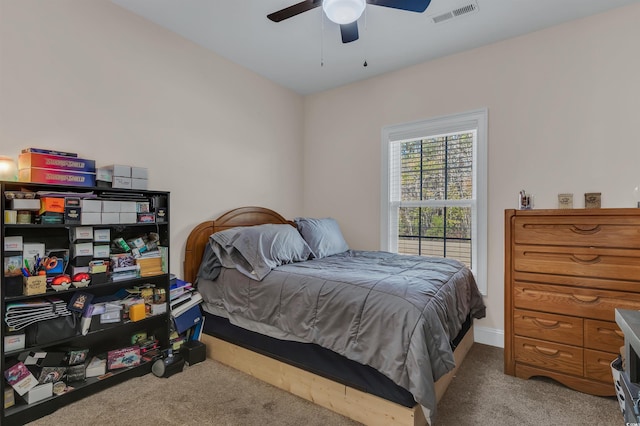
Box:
[107,346,141,370]
[19,168,96,187]
[18,152,95,172]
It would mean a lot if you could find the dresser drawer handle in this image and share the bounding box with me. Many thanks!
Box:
[597,327,624,339]
[572,294,600,304]
[529,317,561,329]
[525,344,560,357]
[570,254,601,265]
[569,224,601,234]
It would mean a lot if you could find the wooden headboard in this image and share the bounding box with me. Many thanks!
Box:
[183,206,295,283]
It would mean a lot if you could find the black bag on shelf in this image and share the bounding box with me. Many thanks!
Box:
[25,314,78,347]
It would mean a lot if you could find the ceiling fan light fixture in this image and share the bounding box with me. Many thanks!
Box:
[322,0,366,25]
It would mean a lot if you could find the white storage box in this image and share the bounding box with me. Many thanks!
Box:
[94,228,111,242]
[81,199,102,213]
[25,382,52,404]
[101,200,121,212]
[72,226,93,241]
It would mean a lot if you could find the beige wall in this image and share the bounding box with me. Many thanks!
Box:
[303,4,640,343]
[0,0,304,276]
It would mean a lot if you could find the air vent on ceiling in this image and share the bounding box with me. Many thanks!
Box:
[431,1,478,24]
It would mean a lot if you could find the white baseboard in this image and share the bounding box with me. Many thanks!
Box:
[473,325,503,348]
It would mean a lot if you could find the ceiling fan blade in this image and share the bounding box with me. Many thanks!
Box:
[366,0,431,13]
[340,22,359,43]
[267,0,322,22]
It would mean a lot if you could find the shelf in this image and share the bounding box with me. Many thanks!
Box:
[2,181,171,424]
[4,274,170,303]
[4,222,167,229]
[3,360,153,425]
[3,314,168,358]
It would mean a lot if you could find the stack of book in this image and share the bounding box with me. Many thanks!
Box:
[136,254,163,277]
[170,279,203,337]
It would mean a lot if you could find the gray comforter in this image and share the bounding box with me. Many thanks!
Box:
[197,249,485,415]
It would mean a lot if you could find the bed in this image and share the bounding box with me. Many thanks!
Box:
[183,207,486,426]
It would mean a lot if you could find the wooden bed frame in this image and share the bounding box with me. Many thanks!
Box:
[183,207,475,426]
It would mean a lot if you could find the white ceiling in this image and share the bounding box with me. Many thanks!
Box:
[110,0,638,95]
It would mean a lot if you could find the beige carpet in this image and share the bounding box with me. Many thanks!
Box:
[27,344,620,426]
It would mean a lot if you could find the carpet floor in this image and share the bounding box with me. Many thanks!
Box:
[27,344,620,425]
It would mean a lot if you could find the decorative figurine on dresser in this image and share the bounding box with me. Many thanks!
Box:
[504,208,638,396]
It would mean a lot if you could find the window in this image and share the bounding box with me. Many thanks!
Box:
[381,109,487,294]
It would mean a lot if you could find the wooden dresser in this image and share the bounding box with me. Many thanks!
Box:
[504,208,640,396]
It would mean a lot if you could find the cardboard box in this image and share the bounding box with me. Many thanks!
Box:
[101,200,121,212]
[96,167,113,183]
[4,255,22,277]
[129,303,146,322]
[39,197,65,215]
[101,212,120,224]
[23,242,46,261]
[107,346,140,370]
[18,152,95,172]
[85,356,106,378]
[4,362,38,396]
[10,198,40,211]
[131,167,148,179]
[81,212,101,225]
[72,226,94,241]
[112,176,132,189]
[4,334,25,352]
[81,199,102,213]
[110,164,131,177]
[4,210,17,224]
[19,168,96,187]
[120,212,137,224]
[64,207,81,224]
[137,213,155,223]
[65,197,81,208]
[93,228,110,242]
[24,382,53,404]
[120,201,137,213]
[93,245,110,258]
[4,387,15,409]
[131,178,148,190]
[4,236,23,252]
[71,242,93,258]
[23,276,47,296]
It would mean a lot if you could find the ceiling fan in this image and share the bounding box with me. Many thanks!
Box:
[267,0,432,43]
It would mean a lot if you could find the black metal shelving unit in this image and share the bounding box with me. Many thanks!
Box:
[1,181,171,425]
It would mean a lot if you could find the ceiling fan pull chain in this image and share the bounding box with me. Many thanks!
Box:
[363,6,368,67]
[320,8,325,67]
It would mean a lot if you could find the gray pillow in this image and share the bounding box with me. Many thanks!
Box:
[294,217,349,259]
[218,224,312,281]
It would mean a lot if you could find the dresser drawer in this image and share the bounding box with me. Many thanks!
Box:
[514,336,583,376]
[513,216,640,248]
[584,349,617,383]
[514,309,582,346]
[514,245,640,281]
[513,282,640,322]
[584,319,624,352]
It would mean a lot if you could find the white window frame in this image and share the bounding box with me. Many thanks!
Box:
[380,108,488,295]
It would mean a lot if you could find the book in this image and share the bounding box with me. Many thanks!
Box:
[171,292,202,318]
[66,364,85,382]
[36,366,66,384]
[4,362,38,396]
